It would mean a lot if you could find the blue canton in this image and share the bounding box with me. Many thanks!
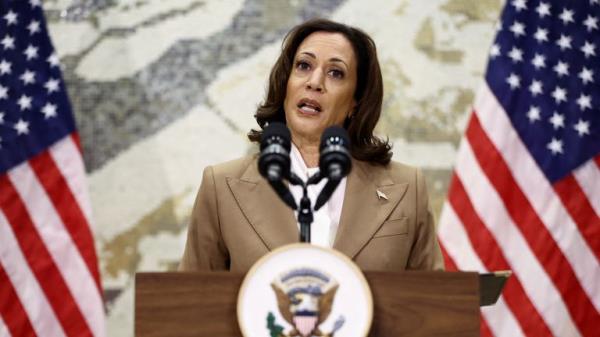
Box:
[0,0,75,173]
[486,0,600,182]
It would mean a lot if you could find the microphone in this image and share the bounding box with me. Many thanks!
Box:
[258,122,297,209]
[314,126,352,210]
[259,122,291,181]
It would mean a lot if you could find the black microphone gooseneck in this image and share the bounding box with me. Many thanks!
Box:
[286,172,313,242]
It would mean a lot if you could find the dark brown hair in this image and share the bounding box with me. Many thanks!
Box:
[248,19,392,165]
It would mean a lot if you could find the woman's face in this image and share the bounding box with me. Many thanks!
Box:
[283,31,357,144]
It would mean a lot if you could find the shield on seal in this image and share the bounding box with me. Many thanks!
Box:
[293,314,318,337]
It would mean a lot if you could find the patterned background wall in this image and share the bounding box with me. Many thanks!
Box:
[42,0,502,335]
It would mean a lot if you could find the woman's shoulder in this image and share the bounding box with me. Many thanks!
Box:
[207,153,259,179]
[357,158,421,182]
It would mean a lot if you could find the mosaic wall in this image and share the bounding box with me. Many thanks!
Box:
[43,0,502,335]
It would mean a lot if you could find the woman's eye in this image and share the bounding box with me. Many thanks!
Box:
[329,69,344,79]
[296,61,310,71]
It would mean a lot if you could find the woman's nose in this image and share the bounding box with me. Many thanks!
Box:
[305,70,324,92]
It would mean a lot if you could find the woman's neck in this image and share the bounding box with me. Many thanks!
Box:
[292,137,319,168]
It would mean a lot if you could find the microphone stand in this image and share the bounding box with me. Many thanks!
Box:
[287,172,323,243]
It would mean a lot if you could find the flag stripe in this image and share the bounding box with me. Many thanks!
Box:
[71,133,83,154]
[438,204,487,273]
[0,211,66,337]
[453,134,581,337]
[30,145,101,293]
[0,176,93,337]
[474,84,600,308]
[0,262,36,337]
[438,205,525,337]
[572,156,600,217]
[439,242,458,271]
[0,314,13,337]
[481,314,493,337]
[553,175,600,261]
[482,298,526,337]
[447,173,553,337]
[466,113,598,336]
[7,161,104,337]
[50,135,93,226]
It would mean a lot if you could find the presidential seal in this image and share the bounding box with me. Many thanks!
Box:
[268,268,344,337]
[237,244,372,337]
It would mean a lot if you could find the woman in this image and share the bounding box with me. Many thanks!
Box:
[179,19,444,272]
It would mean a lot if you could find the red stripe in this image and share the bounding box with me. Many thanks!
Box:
[0,175,94,337]
[439,241,459,271]
[29,150,102,294]
[0,262,37,337]
[594,155,600,169]
[448,174,552,337]
[467,113,599,336]
[481,313,493,337]
[71,133,83,154]
[553,174,600,261]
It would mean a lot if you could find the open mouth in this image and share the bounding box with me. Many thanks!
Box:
[297,98,322,114]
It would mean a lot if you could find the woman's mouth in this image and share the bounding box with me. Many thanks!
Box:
[297,98,322,115]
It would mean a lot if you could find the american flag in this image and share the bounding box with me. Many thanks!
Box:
[438,0,599,336]
[0,1,105,336]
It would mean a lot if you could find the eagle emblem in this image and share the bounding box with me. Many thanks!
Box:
[267,268,345,337]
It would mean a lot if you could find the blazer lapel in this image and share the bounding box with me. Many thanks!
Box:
[226,159,298,250]
[333,160,408,259]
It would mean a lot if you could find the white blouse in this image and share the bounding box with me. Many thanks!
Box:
[289,144,347,247]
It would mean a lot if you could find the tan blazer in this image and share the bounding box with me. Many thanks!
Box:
[179,155,444,272]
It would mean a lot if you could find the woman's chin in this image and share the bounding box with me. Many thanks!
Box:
[289,125,325,143]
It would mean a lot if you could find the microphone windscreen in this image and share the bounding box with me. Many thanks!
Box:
[320,125,350,150]
[319,125,352,180]
[261,122,291,151]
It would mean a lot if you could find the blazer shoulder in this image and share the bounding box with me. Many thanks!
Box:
[210,153,259,180]
[387,160,419,175]
[357,159,420,185]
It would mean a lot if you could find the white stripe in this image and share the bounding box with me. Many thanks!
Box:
[438,204,525,337]
[475,83,600,310]
[49,136,94,226]
[456,139,581,337]
[8,163,105,337]
[438,204,488,272]
[0,211,66,337]
[0,313,12,337]
[482,297,525,337]
[572,158,600,217]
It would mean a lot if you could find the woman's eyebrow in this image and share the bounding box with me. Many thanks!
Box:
[299,52,348,68]
[329,57,348,69]
[299,51,316,59]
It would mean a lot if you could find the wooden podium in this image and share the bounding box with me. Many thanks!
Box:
[135,271,481,337]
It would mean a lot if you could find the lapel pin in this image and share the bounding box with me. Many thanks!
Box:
[376,189,388,200]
